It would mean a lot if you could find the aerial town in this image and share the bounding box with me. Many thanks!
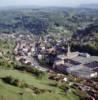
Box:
[0,3,98,100]
[14,35,98,79]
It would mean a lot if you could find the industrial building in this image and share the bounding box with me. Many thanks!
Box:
[53,45,98,78]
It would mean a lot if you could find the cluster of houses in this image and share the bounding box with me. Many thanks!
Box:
[14,35,98,79]
[14,37,47,71]
[14,39,38,66]
[73,82,98,100]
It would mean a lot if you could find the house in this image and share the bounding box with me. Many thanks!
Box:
[79,53,90,58]
[37,54,43,60]
[47,47,56,54]
[63,77,68,82]
[53,60,65,67]
[24,60,31,65]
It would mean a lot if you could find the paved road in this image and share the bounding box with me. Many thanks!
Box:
[31,57,48,72]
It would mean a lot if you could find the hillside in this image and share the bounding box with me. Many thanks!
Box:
[0,7,98,36]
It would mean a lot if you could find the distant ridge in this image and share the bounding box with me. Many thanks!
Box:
[0,5,45,10]
[79,4,98,9]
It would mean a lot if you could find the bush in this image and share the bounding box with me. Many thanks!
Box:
[15,65,46,79]
[28,85,51,94]
[0,59,17,69]
[2,76,28,88]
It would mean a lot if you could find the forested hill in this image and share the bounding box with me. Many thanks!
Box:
[0,7,98,36]
[79,4,98,9]
[73,20,98,38]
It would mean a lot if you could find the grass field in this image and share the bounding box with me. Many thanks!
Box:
[0,69,80,100]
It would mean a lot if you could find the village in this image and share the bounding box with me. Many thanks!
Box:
[13,34,98,99]
[0,2,98,100]
[14,35,98,78]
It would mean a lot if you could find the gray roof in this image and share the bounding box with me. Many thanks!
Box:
[71,56,98,64]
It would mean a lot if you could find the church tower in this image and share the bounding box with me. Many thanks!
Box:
[67,43,71,58]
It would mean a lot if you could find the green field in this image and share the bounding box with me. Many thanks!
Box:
[0,69,80,100]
